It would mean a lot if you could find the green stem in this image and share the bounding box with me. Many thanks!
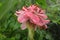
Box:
[26,22,34,40]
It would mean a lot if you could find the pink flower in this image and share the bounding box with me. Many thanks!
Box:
[15,5,50,30]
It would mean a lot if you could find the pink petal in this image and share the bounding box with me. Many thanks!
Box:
[43,25,48,29]
[39,17,45,26]
[37,7,41,13]
[26,12,40,24]
[15,10,25,16]
[17,13,28,23]
[28,5,37,12]
[38,14,48,19]
[22,6,28,11]
[39,17,50,26]
[39,10,45,14]
[21,23,27,30]
[44,20,50,24]
[38,16,49,26]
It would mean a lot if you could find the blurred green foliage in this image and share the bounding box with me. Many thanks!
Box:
[0,0,60,40]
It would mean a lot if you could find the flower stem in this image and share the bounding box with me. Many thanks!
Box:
[26,22,34,40]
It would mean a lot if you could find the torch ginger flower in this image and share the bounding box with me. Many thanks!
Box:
[15,5,50,30]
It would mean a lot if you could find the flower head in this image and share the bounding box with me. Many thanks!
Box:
[15,5,50,30]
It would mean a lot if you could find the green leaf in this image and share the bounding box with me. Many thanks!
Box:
[36,0,47,9]
[0,0,17,20]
